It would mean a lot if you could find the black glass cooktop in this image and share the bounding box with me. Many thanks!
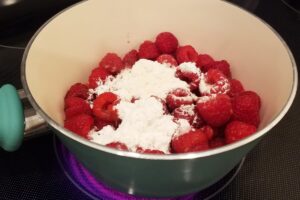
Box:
[0,0,300,199]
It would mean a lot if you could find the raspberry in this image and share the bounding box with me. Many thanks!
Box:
[136,147,165,154]
[156,54,178,67]
[196,94,232,127]
[206,69,227,84]
[65,96,87,108]
[99,53,124,75]
[173,105,195,124]
[196,54,214,70]
[65,83,89,99]
[176,45,198,64]
[228,79,244,97]
[200,125,214,140]
[225,121,257,144]
[106,142,129,151]
[123,49,139,68]
[88,66,109,89]
[175,67,200,91]
[232,91,261,127]
[64,114,94,138]
[155,32,178,54]
[64,97,92,119]
[93,92,119,123]
[203,60,231,78]
[166,88,194,110]
[171,129,209,153]
[209,137,225,148]
[191,114,205,129]
[201,69,230,95]
[138,40,160,60]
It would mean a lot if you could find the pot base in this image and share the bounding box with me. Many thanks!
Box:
[54,136,245,200]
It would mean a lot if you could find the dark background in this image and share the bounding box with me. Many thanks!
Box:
[0,0,299,199]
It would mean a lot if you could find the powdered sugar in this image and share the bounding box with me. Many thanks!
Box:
[174,119,191,137]
[199,73,213,94]
[89,97,180,153]
[171,94,194,102]
[93,59,189,101]
[178,62,201,75]
[197,95,216,103]
[178,104,195,116]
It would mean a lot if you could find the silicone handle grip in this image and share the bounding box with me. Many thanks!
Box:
[0,84,24,151]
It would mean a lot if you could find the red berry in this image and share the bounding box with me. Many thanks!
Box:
[200,69,230,95]
[166,88,194,110]
[228,79,244,97]
[173,105,196,124]
[65,96,87,108]
[64,114,94,138]
[175,66,200,92]
[200,125,214,141]
[196,94,232,127]
[136,147,165,154]
[99,53,124,75]
[171,129,209,153]
[232,91,261,127]
[191,114,205,129]
[138,40,160,60]
[123,49,139,68]
[155,32,178,54]
[209,137,225,148]
[206,69,226,84]
[156,54,178,66]
[65,83,89,99]
[64,97,92,119]
[93,92,119,123]
[203,60,231,78]
[88,66,109,89]
[196,54,214,70]
[176,45,198,64]
[225,121,257,144]
[106,142,128,151]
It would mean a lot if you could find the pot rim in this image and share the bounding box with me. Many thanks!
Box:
[21,0,298,160]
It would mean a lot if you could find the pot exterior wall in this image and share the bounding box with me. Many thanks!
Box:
[56,132,260,198]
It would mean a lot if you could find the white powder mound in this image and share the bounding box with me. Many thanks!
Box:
[178,62,201,75]
[89,97,181,153]
[94,59,189,101]
[88,60,206,153]
[174,119,191,137]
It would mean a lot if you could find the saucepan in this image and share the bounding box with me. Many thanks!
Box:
[0,0,297,198]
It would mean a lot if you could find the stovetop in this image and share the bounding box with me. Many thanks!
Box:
[0,0,300,199]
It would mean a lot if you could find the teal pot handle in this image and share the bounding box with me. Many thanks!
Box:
[0,84,49,152]
[0,84,24,151]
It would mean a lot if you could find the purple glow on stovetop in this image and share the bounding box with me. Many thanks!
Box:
[55,137,244,200]
[57,141,196,200]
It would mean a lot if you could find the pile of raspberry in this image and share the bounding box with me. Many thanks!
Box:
[63,32,261,154]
